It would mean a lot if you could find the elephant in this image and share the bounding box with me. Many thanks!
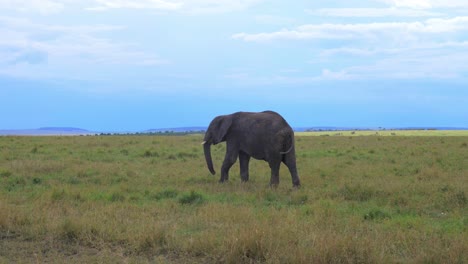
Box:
[202,111,301,187]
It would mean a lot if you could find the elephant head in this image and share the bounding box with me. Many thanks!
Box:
[202,115,232,175]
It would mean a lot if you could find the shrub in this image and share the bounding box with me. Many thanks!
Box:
[6,177,27,192]
[166,154,177,160]
[153,189,178,200]
[61,219,81,242]
[451,191,466,208]
[32,177,42,184]
[177,152,198,159]
[179,191,204,205]
[109,192,125,202]
[364,209,391,221]
[51,189,66,201]
[0,169,12,178]
[288,194,308,206]
[143,150,159,158]
[263,191,284,208]
[338,184,376,202]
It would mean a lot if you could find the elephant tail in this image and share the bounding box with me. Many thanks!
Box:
[279,131,294,154]
[280,145,293,155]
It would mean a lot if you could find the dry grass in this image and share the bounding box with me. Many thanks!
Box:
[0,135,467,263]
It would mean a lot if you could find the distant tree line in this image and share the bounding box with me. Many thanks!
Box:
[95,130,206,136]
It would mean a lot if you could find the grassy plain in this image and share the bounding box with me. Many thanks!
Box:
[0,134,467,263]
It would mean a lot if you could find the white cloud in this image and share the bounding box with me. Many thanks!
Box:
[320,48,384,57]
[378,0,468,8]
[86,0,182,11]
[0,16,166,79]
[424,17,468,32]
[0,0,262,14]
[182,0,263,14]
[232,14,468,81]
[313,40,468,80]
[254,15,296,25]
[223,44,468,83]
[312,7,442,17]
[233,17,468,42]
[321,69,352,80]
[86,0,263,13]
[320,41,468,58]
[382,0,432,9]
[0,0,65,15]
[329,50,468,79]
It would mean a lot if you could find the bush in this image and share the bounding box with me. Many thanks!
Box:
[0,169,12,178]
[338,184,376,202]
[179,191,204,205]
[288,194,308,206]
[364,209,391,221]
[153,189,178,200]
[61,219,81,242]
[51,189,66,201]
[451,191,466,208]
[32,177,42,184]
[143,150,159,158]
[109,192,125,202]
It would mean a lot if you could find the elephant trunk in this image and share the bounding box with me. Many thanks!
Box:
[203,142,216,175]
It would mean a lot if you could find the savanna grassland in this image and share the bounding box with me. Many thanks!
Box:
[0,134,467,263]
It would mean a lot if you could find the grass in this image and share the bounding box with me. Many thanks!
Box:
[0,134,467,263]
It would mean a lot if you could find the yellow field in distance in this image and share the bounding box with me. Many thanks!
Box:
[297,130,468,136]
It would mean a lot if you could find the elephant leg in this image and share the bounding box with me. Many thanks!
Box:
[283,153,300,187]
[239,151,251,182]
[220,145,238,183]
[268,160,281,187]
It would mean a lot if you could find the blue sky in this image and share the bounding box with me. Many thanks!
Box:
[1,0,467,131]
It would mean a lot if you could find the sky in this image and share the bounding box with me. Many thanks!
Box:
[1,0,467,131]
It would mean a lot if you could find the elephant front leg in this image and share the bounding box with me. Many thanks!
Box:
[239,151,251,182]
[220,151,238,183]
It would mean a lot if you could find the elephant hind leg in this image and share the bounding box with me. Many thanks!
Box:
[268,160,281,188]
[239,151,250,182]
[282,153,300,187]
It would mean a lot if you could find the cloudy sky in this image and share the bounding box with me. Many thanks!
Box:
[1,0,467,131]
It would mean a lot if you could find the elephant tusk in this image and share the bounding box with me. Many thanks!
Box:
[201,141,207,145]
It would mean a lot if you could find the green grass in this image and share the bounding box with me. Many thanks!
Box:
[0,135,467,263]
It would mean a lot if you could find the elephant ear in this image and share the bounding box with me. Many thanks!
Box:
[213,116,232,144]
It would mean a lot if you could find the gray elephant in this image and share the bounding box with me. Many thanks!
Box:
[202,111,300,187]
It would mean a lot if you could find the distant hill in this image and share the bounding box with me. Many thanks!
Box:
[39,127,90,132]
[0,127,93,136]
[144,127,207,133]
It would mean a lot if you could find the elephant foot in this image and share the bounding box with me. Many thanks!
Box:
[292,184,301,189]
[292,178,301,188]
[269,183,279,189]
